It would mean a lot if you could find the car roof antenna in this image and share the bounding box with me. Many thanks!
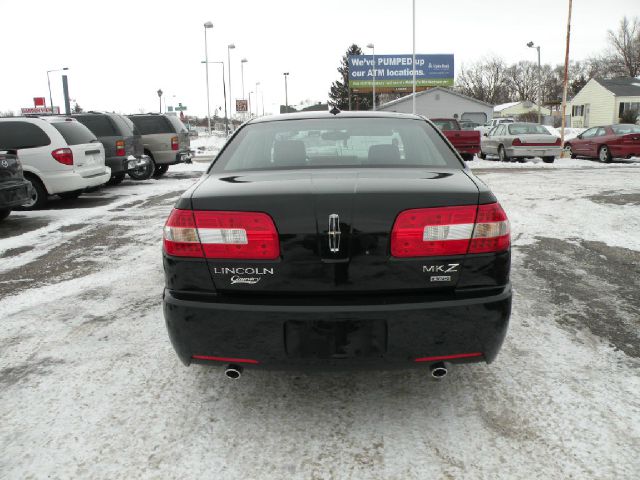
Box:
[330,106,341,116]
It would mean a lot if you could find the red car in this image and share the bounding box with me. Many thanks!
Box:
[565,124,640,162]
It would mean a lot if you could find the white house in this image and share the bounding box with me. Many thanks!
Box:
[377,87,493,124]
[570,77,640,127]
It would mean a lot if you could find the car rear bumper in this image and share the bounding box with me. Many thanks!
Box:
[152,150,193,165]
[610,145,640,158]
[0,180,33,208]
[506,146,561,158]
[163,286,512,370]
[455,145,481,155]
[43,168,111,194]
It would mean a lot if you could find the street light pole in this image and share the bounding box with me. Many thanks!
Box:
[227,44,235,118]
[46,67,68,113]
[203,21,213,135]
[249,91,253,118]
[201,61,228,134]
[527,41,542,124]
[283,72,289,112]
[367,44,375,111]
[157,89,163,114]
[255,82,260,116]
[412,0,416,114]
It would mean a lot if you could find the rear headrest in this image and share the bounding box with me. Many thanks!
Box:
[368,144,400,164]
[273,140,306,167]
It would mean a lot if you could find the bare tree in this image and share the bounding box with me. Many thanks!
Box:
[456,56,511,105]
[607,16,640,77]
[0,110,15,117]
[506,61,539,101]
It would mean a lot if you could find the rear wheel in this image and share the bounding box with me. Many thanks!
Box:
[542,156,555,164]
[58,190,83,200]
[498,145,510,162]
[0,208,10,221]
[479,151,487,160]
[107,173,126,185]
[20,175,48,210]
[153,164,169,177]
[599,145,612,163]
[128,160,154,181]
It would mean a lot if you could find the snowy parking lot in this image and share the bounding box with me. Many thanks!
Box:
[1,157,639,479]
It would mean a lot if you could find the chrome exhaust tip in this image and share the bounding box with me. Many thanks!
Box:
[224,365,243,379]
[430,362,449,379]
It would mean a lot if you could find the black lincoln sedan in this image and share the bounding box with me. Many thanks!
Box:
[0,150,33,221]
[162,111,511,379]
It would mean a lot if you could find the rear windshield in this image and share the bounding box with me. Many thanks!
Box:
[210,118,461,172]
[612,124,640,134]
[166,115,187,133]
[128,115,174,135]
[121,116,140,135]
[432,119,458,131]
[51,121,98,145]
[0,121,51,149]
[508,124,549,135]
[74,115,118,136]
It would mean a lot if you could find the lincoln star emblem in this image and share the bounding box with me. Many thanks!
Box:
[1,160,8,168]
[328,214,341,253]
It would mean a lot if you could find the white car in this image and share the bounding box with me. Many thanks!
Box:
[475,117,515,136]
[0,117,111,208]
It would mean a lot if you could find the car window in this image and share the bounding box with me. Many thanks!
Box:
[581,128,597,138]
[431,119,458,131]
[74,115,118,136]
[211,118,461,172]
[0,121,51,149]
[594,128,607,137]
[494,125,505,136]
[507,124,549,135]
[165,115,187,133]
[611,124,640,135]
[50,121,98,145]
[110,114,135,136]
[121,116,140,135]
[128,115,173,135]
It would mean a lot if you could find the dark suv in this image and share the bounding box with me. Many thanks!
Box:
[127,114,191,177]
[0,150,33,221]
[73,112,150,184]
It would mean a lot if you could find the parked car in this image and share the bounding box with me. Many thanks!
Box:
[430,118,481,161]
[0,117,110,208]
[475,117,515,136]
[480,122,561,163]
[0,149,33,221]
[162,112,512,378]
[127,114,192,177]
[564,124,640,162]
[73,112,153,183]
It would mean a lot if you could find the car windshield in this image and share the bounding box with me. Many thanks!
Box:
[508,124,549,135]
[211,117,461,172]
[431,119,458,131]
[612,124,640,134]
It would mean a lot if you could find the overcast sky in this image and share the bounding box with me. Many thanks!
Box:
[0,0,636,117]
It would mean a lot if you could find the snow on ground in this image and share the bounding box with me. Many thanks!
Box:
[468,154,640,169]
[190,133,228,158]
[1,162,639,479]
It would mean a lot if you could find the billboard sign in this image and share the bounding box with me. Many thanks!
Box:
[21,107,60,114]
[236,99,248,112]
[348,54,454,91]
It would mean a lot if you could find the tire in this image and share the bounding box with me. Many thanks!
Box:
[599,145,612,163]
[0,208,10,221]
[128,160,154,181]
[58,190,83,200]
[542,156,555,163]
[20,175,48,210]
[479,152,487,160]
[107,173,126,185]
[153,164,169,177]
[498,145,510,162]
[461,153,474,161]
[565,144,577,159]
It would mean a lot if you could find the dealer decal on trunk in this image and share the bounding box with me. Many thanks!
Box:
[423,264,460,283]
[212,267,275,285]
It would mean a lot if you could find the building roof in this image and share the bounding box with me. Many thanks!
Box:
[493,101,521,112]
[378,87,494,110]
[595,77,640,96]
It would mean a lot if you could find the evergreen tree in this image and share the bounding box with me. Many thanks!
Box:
[329,44,371,110]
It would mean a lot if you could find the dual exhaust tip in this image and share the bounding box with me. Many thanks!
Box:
[224,362,449,380]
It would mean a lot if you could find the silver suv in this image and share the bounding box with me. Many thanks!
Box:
[127,114,192,177]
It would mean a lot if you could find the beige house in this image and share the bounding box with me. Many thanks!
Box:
[493,101,551,118]
[570,77,640,128]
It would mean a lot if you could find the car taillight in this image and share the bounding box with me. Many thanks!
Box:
[171,136,179,151]
[512,138,523,146]
[390,203,510,257]
[51,148,73,166]
[116,140,126,156]
[163,209,280,259]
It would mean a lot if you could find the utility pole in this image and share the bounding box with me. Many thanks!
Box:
[227,44,235,118]
[203,21,213,135]
[560,0,573,155]
[412,0,416,114]
[367,44,375,111]
[157,89,163,114]
[283,72,289,112]
[527,41,542,124]
[62,75,71,115]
